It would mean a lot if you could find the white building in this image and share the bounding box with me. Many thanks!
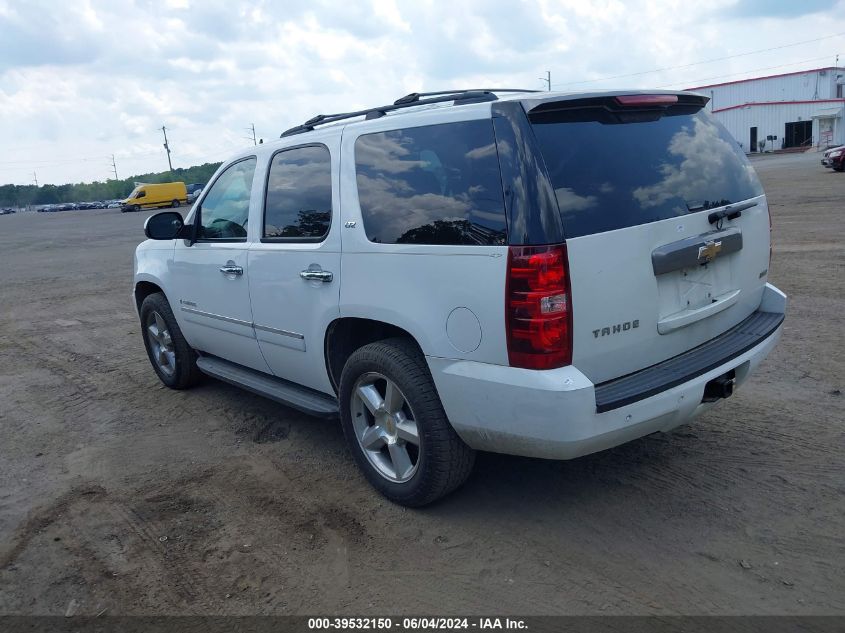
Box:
[686,66,845,152]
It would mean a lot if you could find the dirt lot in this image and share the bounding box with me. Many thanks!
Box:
[0,151,843,616]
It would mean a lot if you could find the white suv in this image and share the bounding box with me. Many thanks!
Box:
[134,89,786,506]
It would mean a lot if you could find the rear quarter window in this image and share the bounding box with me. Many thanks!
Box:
[354,120,507,245]
[530,107,764,238]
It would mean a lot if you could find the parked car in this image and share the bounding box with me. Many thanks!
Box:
[107,201,122,209]
[122,182,187,212]
[134,88,786,506]
[821,145,844,170]
[0,207,15,215]
[186,188,203,204]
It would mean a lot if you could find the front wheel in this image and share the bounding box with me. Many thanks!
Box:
[339,338,475,507]
[139,292,202,389]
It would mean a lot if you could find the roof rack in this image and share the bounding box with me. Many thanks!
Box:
[280,88,540,137]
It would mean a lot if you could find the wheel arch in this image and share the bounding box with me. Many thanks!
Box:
[134,276,168,314]
[324,317,425,394]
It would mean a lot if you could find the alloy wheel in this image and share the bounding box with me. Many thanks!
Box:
[146,311,176,377]
[350,372,421,483]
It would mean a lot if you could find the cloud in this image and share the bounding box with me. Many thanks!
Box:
[632,117,761,209]
[554,187,598,213]
[720,0,836,19]
[1,0,845,185]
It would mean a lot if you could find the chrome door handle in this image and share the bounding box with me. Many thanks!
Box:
[219,265,243,276]
[300,269,333,282]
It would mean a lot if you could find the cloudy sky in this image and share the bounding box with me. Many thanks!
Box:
[1,0,844,186]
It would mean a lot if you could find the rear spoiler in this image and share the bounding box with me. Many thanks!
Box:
[525,92,710,124]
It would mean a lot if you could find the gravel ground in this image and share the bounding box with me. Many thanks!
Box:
[0,151,842,615]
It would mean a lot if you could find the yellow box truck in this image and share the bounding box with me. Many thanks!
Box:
[121,182,188,212]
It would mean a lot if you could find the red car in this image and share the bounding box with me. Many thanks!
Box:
[821,145,844,171]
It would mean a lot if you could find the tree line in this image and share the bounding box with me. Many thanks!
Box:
[0,162,222,208]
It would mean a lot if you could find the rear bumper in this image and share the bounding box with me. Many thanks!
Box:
[428,283,786,460]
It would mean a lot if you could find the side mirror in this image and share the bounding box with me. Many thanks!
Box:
[144,211,184,240]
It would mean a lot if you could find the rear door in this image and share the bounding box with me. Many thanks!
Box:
[526,94,770,383]
[247,140,341,395]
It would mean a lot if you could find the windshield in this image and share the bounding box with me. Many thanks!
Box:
[530,108,764,238]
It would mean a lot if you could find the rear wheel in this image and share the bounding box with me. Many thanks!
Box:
[339,338,475,506]
[171,200,180,208]
[140,292,202,389]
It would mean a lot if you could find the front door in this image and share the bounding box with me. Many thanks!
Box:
[172,156,270,372]
[750,126,758,152]
[248,141,340,394]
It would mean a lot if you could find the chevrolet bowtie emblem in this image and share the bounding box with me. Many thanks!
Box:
[698,240,722,263]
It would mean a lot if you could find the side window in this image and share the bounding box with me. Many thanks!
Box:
[354,120,507,245]
[263,145,332,240]
[137,190,146,198]
[198,157,257,240]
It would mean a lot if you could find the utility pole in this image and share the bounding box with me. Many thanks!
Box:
[539,70,551,91]
[33,172,38,187]
[110,154,119,180]
[161,125,173,172]
[246,123,257,145]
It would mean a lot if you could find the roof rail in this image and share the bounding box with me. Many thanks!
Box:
[280,88,540,138]
[393,88,539,105]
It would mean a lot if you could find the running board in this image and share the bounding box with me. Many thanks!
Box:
[196,356,339,418]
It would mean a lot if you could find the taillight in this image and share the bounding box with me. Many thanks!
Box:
[506,244,572,370]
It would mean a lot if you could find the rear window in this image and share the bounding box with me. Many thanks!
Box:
[355,120,507,245]
[530,107,764,238]
[263,144,332,241]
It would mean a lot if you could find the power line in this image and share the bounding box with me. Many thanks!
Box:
[660,53,836,89]
[0,155,124,166]
[559,30,845,88]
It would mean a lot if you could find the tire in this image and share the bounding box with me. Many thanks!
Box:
[171,200,180,208]
[339,337,475,507]
[139,292,202,389]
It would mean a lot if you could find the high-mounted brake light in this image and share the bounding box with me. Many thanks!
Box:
[615,94,679,106]
[506,244,572,370]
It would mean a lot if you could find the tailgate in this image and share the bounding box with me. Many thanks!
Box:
[527,93,770,383]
